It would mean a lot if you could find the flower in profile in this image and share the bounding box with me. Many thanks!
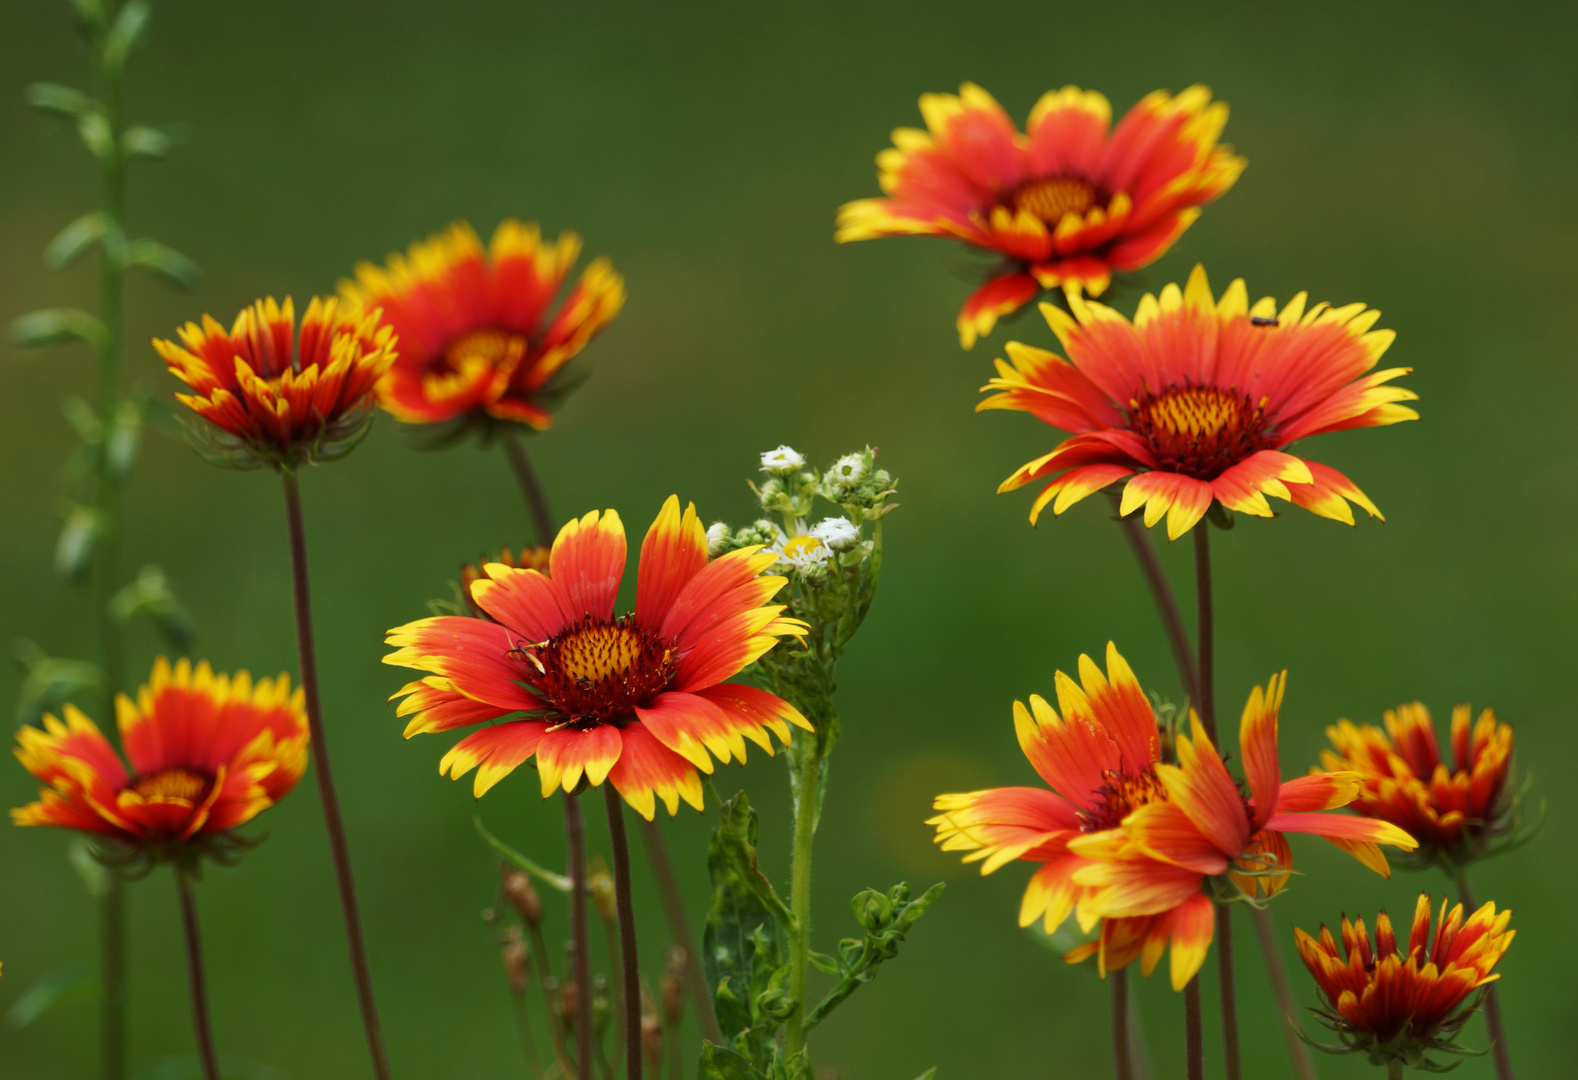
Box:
[1295,894,1513,1068]
[837,83,1245,348]
[340,220,624,433]
[1322,703,1519,872]
[154,296,397,470]
[384,497,810,819]
[983,266,1417,538]
[11,657,308,860]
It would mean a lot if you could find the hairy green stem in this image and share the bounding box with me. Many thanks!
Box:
[605,787,644,1080]
[784,737,823,1056]
[1455,871,1514,1080]
[175,867,221,1080]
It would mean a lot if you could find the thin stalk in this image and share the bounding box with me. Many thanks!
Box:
[636,817,723,1044]
[1248,907,1319,1080]
[1455,872,1514,1080]
[511,992,545,1080]
[600,919,624,1078]
[501,431,556,547]
[174,867,221,1080]
[667,1016,684,1080]
[1387,1062,1403,1080]
[528,922,576,1077]
[784,739,822,1056]
[1110,968,1133,1080]
[605,787,644,1080]
[1183,975,1204,1080]
[281,471,391,1080]
[1192,526,1216,741]
[99,877,126,1080]
[1111,499,1198,703]
[565,792,594,1080]
[1216,905,1241,1080]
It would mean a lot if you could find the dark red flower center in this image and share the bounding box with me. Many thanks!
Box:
[131,767,212,803]
[1078,768,1168,833]
[1128,384,1271,479]
[1012,176,1099,224]
[442,327,526,376]
[521,614,676,727]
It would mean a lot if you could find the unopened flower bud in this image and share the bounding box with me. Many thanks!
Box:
[706,521,732,557]
[502,866,543,928]
[810,516,859,552]
[501,926,530,996]
[555,977,579,1033]
[759,445,805,475]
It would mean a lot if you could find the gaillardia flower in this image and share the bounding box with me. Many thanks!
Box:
[460,544,552,619]
[983,266,1417,538]
[384,497,810,820]
[154,296,397,470]
[1295,894,1513,1068]
[12,658,308,854]
[1322,702,1517,871]
[837,83,1244,348]
[341,220,625,431]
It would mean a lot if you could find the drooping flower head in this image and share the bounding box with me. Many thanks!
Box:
[340,220,625,432]
[1295,894,1513,1068]
[984,266,1417,538]
[12,657,308,861]
[837,83,1245,348]
[384,497,810,819]
[154,296,397,471]
[1322,703,1518,872]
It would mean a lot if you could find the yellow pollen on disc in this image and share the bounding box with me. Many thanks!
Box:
[781,535,826,560]
[443,327,526,371]
[558,624,645,682]
[1013,177,1097,223]
[131,768,210,802]
[1133,387,1246,439]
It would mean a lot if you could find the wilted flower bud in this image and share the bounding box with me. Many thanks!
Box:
[502,865,543,928]
[809,516,860,552]
[501,925,531,996]
[759,445,805,475]
[705,521,732,557]
[587,859,617,924]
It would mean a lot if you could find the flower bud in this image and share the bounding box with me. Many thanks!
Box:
[501,925,530,996]
[661,946,687,1024]
[759,445,805,475]
[809,516,859,552]
[705,521,732,557]
[826,452,868,488]
[501,866,543,928]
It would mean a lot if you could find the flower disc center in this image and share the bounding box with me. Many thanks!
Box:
[1079,768,1167,832]
[527,615,676,724]
[1129,384,1270,479]
[131,767,212,803]
[1013,176,1098,223]
[443,327,526,375]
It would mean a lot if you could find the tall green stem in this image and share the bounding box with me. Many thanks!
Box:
[605,786,644,1080]
[174,866,221,1080]
[501,432,556,547]
[99,877,126,1080]
[564,792,594,1080]
[1455,871,1514,1080]
[784,736,822,1056]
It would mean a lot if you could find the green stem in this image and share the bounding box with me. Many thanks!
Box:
[784,736,822,1056]
[1192,526,1216,742]
[565,792,594,1080]
[174,866,221,1080]
[501,431,556,547]
[1455,871,1514,1080]
[99,876,126,1080]
[605,786,643,1080]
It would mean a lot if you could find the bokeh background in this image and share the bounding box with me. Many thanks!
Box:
[2,1,1574,1077]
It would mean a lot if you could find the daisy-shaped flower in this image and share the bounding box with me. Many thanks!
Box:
[341,220,625,431]
[153,296,396,471]
[837,83,1244,348]
[1322,702,1517,871]
[1067,672,1418,987]
[12,657,308,856]
[385,496,810,819]
[984,265,1417,538]
[1295,894,1513,1068]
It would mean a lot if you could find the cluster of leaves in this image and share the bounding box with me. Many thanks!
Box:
[698,792,941,1080]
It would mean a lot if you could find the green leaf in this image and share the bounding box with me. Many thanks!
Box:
[122,125,171,160]
[124,239,201,290]
[25,82,94,119]
[703,791,788,1050]
[55,503,102,582]
[77,110,115,159]
[101,1,151,72]
[909,1070,937,1080]
[105,399,143,482]
[806,950,840,974]
[44,213,108,270]
[11,640,100,725]
[474,816,572,892]
[111,565,195,653]
[6,966,97,1028]
[697,1044,770,1080]
[9,308,105,350]
[804,881,944,1030]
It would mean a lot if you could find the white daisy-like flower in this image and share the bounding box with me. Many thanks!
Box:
[770,528,830,569]
[809,516,860,552]
[759,445,806,475]
[827,453,867,487]
[705,521,732,557]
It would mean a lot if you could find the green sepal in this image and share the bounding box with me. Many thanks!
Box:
[110,565,196,653]
[9,307,105,350]
[24,82,95,119]
[124,238,201,289]
[44,212,107,269]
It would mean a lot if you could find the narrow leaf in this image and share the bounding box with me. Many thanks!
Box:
[24,82,94,119]
[124,239,201,290]
[101,1,151,71]
[45,212,107,269]
[474,817,572,892]
[110,564,195,653]
[11,640,100,725]
[104,399,143,483]
[55,504,101,581]
[76,111,114,159]
[9,308,105,350]
[696,1044,769,1080]
[122,125,170,160]
[6,966,97,1028]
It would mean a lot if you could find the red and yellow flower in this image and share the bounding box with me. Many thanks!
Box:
[11,657,308,850]
[983,265,1417,538]
[341,220,625,430]
[932,648,1417,990]
[837,83,1244,348]
[1295,894,1513,1066]
[1322,702,1516,869]
[154,296,397,470]
[460,544,552,620]
[385,496,810,819]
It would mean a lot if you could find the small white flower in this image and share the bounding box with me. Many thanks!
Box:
[827,453,867,487]
[706,521,732,557]
[759,445,806,475]
[810,516,859,552]
[772,532,830,569]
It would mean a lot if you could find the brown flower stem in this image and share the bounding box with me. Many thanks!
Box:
[1455,871,1514,1080]
[636,816,724,1045]
[1183,975,1204,1080]
[1248,906,1319,1080]
[502,431,557,547]
[605,786,644,1080]
[282,471,392,1080]
[1110,968,1133,1080]
[174,867,221,1080]
[528,922,576,1077]
[565,791,595,1080]
[511,992,545,1080]
[1192,526,1216,742]
[1111,499,1198,703]
[99,876,126,1080]
[1216,905,1241,1080]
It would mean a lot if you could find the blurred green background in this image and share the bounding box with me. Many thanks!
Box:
[2,1,1574,1077]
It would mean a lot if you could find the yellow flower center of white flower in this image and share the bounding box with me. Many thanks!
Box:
[781,535,827,561]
